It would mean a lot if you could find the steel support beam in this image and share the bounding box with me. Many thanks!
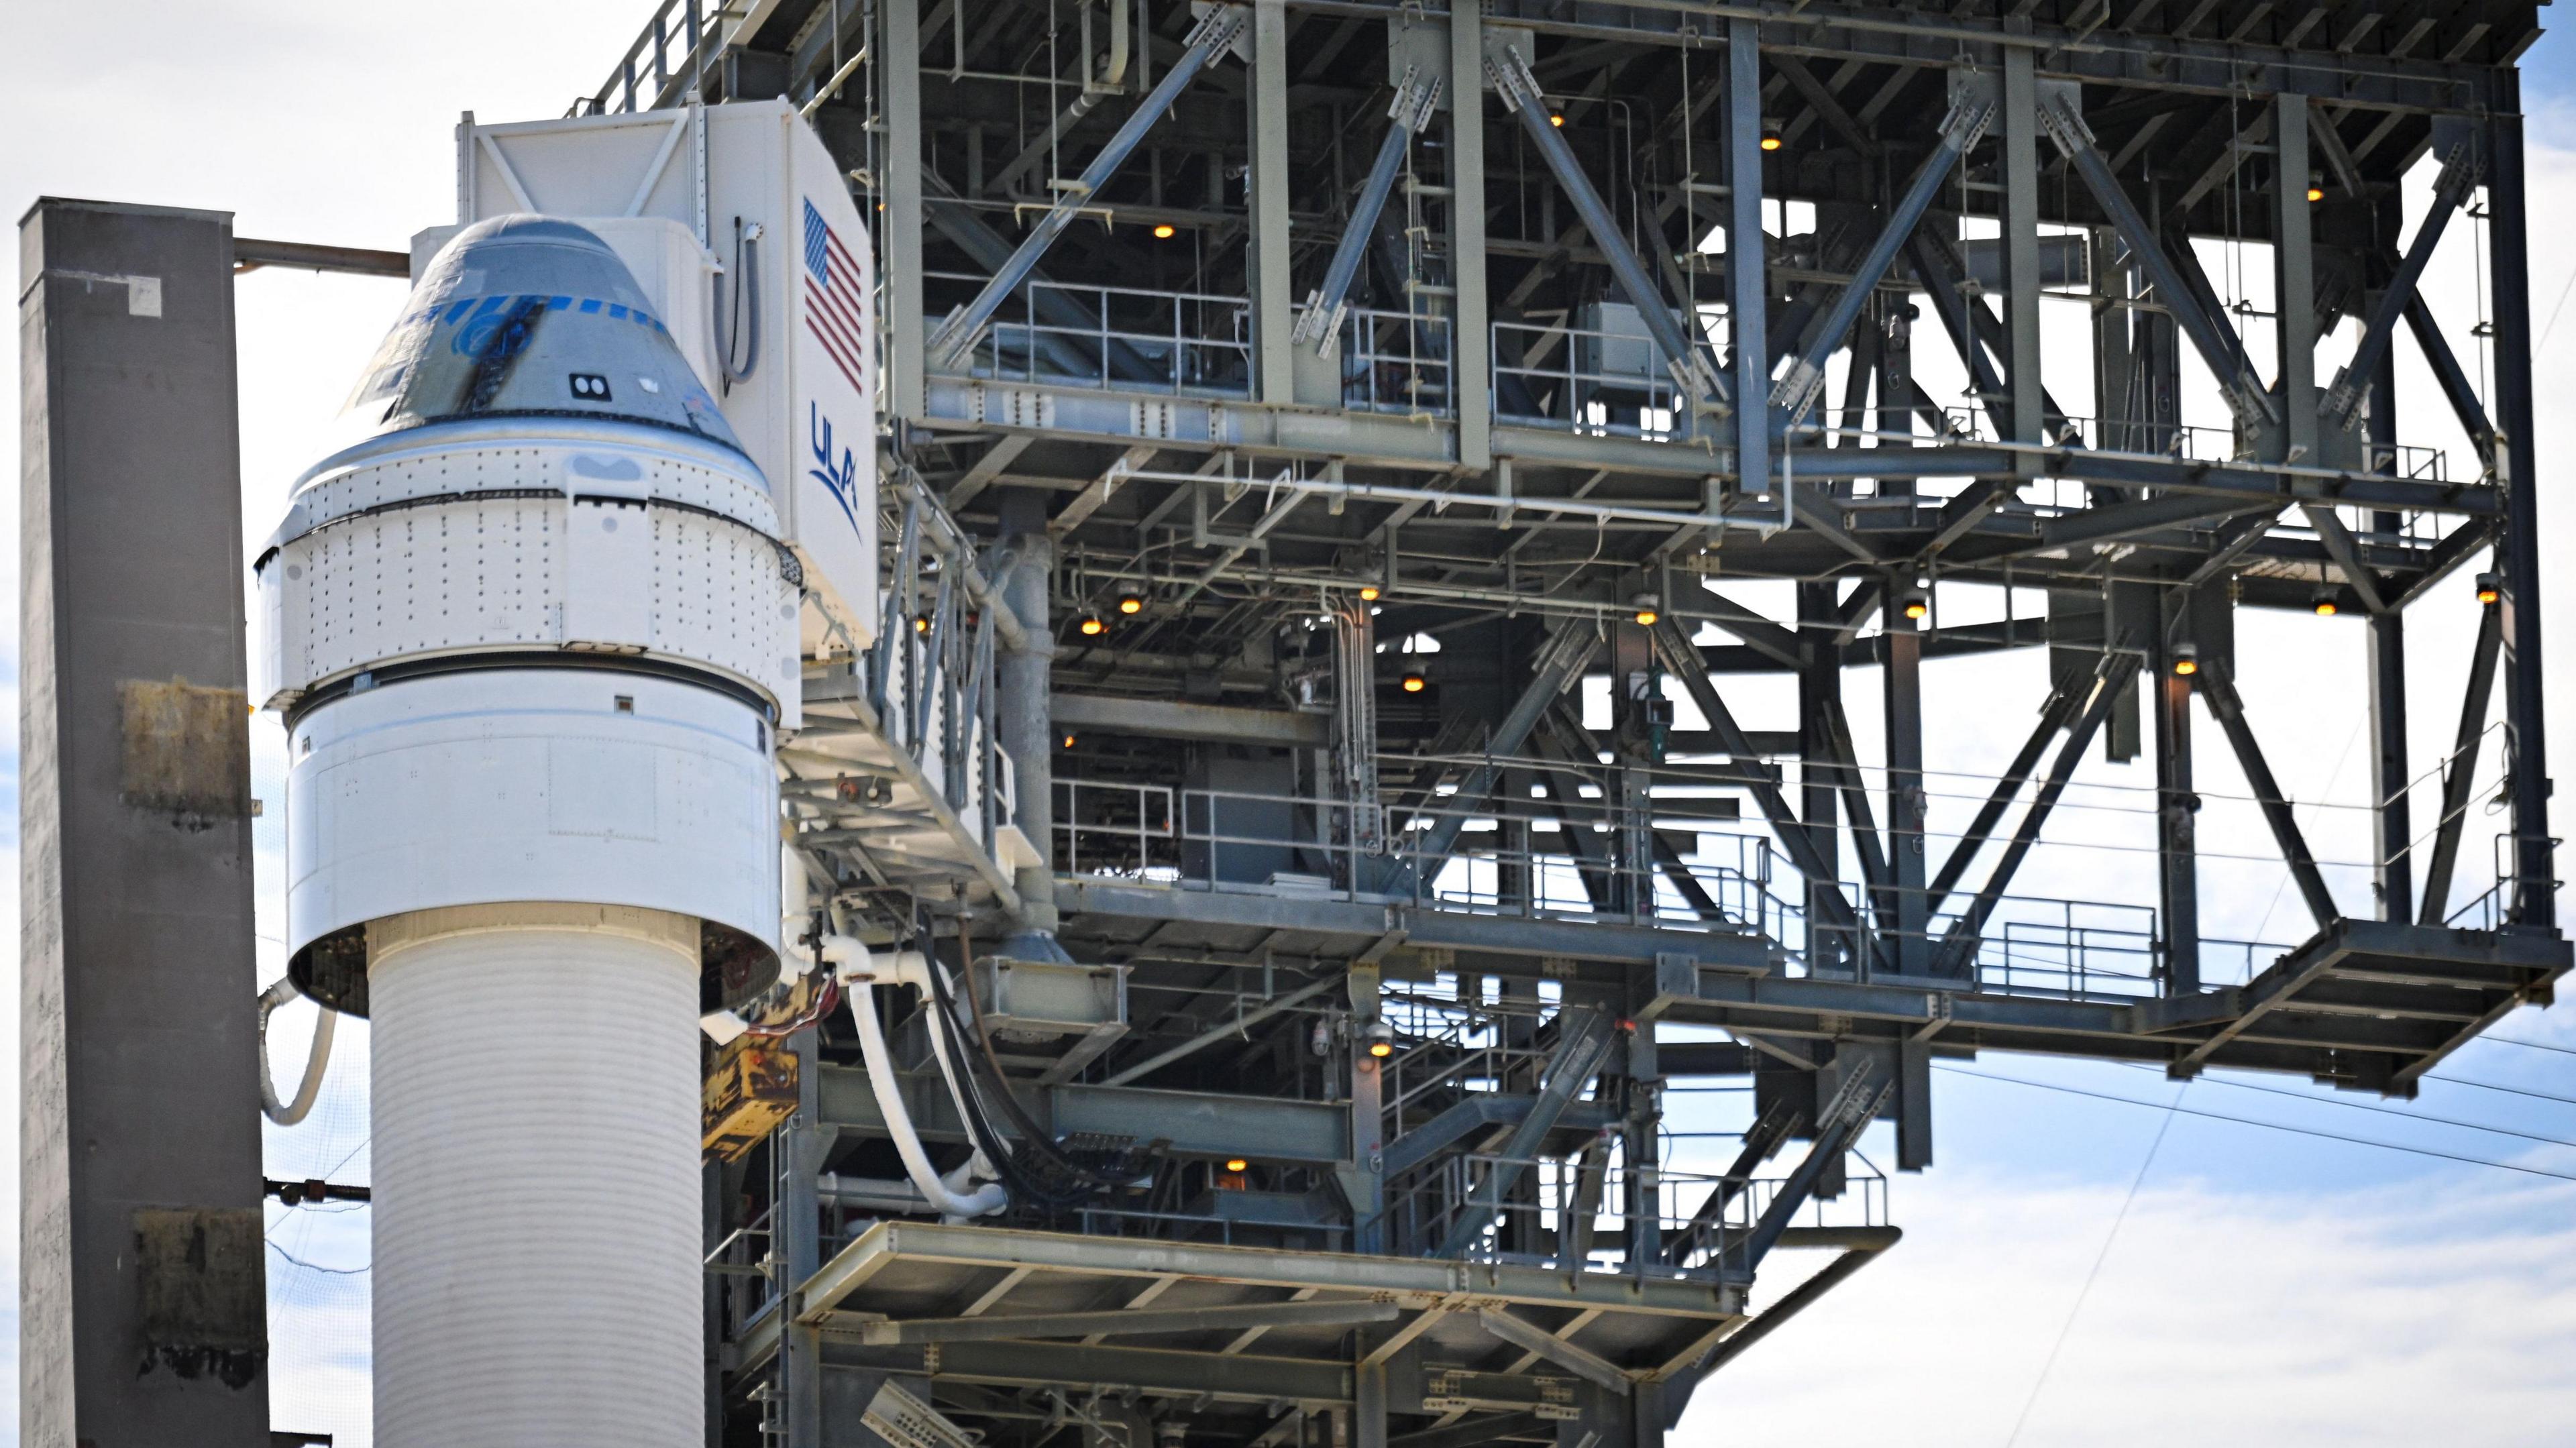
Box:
[2194,661,2340,931]
[1771,91,1991,427]
[2322,134,2479,429]
[1400,624,1602,879]
[1999,54,2044,452]
[885,0,924,416]
[1450,6,1493,470]
[1727,19,1770,486]
[2486,91,2556,928]
[1432,1011,1617,1258]
[2039,90,2275,427]
[1925,684,2079,913]
[1936,665,2125,973]
[1248,0,1295,403]
[2155,593,2202,993]
[1735,1066,1886,1269]
[1652,618,1866,945]
[1296,76,1441,353]
[851,1298,1397,1345]
[1489,46,1720,406]
[1882,610,1929,972]
[926,5,1246,366]
[2420,601,2505,926]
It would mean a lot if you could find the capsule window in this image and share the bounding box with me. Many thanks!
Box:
[613,695,635,714]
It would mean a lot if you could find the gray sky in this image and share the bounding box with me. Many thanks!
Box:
[10,5,2576,1445]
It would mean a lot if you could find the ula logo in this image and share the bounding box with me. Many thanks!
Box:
[807,401,863,535]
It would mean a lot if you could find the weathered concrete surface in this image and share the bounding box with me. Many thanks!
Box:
[19,197,270,1447]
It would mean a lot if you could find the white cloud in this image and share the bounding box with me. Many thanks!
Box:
[1688,1173,2576,1447]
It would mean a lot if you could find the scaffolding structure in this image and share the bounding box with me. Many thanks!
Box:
[574,3,2565,1445]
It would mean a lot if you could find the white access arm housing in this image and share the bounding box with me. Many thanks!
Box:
[424,99,881,653]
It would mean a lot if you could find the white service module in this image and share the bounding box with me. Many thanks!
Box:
[428,99,881,654]
[259,215,788,1448]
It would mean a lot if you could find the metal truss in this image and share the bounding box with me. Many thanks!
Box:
[589,3,2566,1445]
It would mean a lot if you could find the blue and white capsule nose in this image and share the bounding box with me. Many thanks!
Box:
[344,214,740,451]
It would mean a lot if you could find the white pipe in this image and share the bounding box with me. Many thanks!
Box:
[835,939,1008,1218]
[257,978,337,1127]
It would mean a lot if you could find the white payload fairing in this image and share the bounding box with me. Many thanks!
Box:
[258,102,886,1448]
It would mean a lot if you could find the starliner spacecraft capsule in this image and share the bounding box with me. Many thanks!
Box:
[258,215,795,1448]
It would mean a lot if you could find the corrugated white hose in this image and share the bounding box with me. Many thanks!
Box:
[370,903,702,1448]
[830,938,1009,1218]
[257,979,337,1126]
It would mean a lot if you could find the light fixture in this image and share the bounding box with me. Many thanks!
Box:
[1630,593,1660,627]
[1549,113,1565,128]
[1078,614,1107,636]
[1902,594,1929,621]
[1760,118,1784,152]
[2173,643,2199,677]
[1062,732,1077,748]
[1358,584,1381,602]
[1362,1020,1396,1058]
[913,613,931,634]
[2306,172,2326,203]
[2476,572,2502,606]
[1152,223,1177,239]
[1118,593,1145,615]
[1224,1158,1249,1173]
[2312,595,2340,617]
[1401,669,1427,693]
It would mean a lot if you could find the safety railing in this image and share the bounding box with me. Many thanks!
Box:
[1492,319,1706,441]
[1333,306,1454,417]
[575,0,720,116]
[925,271,1252,396]
[1378,1148,1888,1279]
[1054,765,1801,943]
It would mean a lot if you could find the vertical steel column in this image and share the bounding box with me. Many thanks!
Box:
[1883,612,1928,972]
[1797,586,1844,970]
[1727,19,1769,490]
[996,490,1060,934]
[2486,85,2555,927]
[782,1027,824,1447]
[2273,95,2317,465]
[885,0,925,418]
[2365,189,2414,925]
[1450,5,1492,469]
[19,198,271,1447]
[2154,593,2201,993]
[1248,0,1295,403]
[1998,50,2044,452]
[1621,1024,1663,1269]
[1348,963,1387,1254]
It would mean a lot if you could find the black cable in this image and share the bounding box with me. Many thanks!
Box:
[2484,1034,2576,1058]
[1936,1066,2576,1183]
[2110,1062,2576,1151]
[2426,1072,2576,1108]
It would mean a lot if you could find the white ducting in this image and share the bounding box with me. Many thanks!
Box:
[256,978,337,1127]
[833,939,1008,1219]
[370,903,702,1448]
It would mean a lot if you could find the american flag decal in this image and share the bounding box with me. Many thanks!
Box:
[802,199,868,396]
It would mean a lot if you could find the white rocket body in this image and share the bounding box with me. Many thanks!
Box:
[260,107,883,1443]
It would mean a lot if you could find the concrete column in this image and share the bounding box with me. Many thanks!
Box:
[19,197,271,1447]
[996,490,1059,933]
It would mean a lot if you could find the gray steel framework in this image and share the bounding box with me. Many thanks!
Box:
[567,4,2564,1447]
